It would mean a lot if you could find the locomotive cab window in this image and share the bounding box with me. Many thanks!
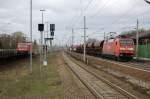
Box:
[120,39,133,45]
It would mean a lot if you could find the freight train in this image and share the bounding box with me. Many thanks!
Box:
[17,43,38,55]
[73,36,135,61]
[0,42,38,58]
[0,32,39,58]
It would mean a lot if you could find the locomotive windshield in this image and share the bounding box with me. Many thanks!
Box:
[120,39,133,45]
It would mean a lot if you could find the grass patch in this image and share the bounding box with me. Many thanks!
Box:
[0,53,63,99]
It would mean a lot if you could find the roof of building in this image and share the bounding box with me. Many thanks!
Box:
[120,30,150,40]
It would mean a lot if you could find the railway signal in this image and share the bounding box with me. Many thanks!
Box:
[38,24,44,31]
[38,23,45,69]
[49,24,55,46]
[39,9,46,67]
[50,24,55,36]
[41,23,55,66]
[50,24,55,31]
[51,31,54,36]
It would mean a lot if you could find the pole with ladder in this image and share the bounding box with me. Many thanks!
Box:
[83,16,87,62]
[136,19,139,59]
[29,0,33,73]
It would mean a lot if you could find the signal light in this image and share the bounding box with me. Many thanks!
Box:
[51,31,54,36]
[50,24,55,31]
[38,24,44,31]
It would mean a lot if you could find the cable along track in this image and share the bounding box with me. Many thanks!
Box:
[63,53,139,99]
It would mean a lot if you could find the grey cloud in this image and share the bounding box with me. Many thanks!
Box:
[0,0,150,45]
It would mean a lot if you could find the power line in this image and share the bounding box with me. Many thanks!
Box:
[120,5,150,30]
[89,0,112,18]
[84,0,95,13]
[71,0,96,28]
[103,0,140,30]
[107,8,150,31]
[87,0,121,26]
[89,0,140,27]
[145,0,150,4]
[67,0,84,28]
[70,0,150,44]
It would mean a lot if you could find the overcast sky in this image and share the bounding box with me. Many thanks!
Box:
[0,0,150,45]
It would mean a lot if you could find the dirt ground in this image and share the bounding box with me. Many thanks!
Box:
[0,52,95,99]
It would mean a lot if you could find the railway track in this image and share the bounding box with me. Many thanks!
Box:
[63,53,139,99]
[120,61,150,71]
[90,56,150,81]
[97,56,150,71]
[72,51,150,72]
[90,55,150,73]
[69,52,150,81]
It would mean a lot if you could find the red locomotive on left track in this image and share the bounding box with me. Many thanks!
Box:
[17,43,32,52]
[17,43,32,55]
[17,42,38,55]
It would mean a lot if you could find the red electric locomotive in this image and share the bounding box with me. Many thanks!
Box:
[102,37,135,60]
[17,43,32,54]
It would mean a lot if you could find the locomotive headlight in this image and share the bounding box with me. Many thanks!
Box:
[128,48,134,51]
[120,48,125,50]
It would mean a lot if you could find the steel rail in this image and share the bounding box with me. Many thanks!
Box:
[63,53,104,99]
[64,52,139,99]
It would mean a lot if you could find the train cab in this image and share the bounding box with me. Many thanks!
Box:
[103,37,135,60]
[17,43,32,53]
[115,38,135,58]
